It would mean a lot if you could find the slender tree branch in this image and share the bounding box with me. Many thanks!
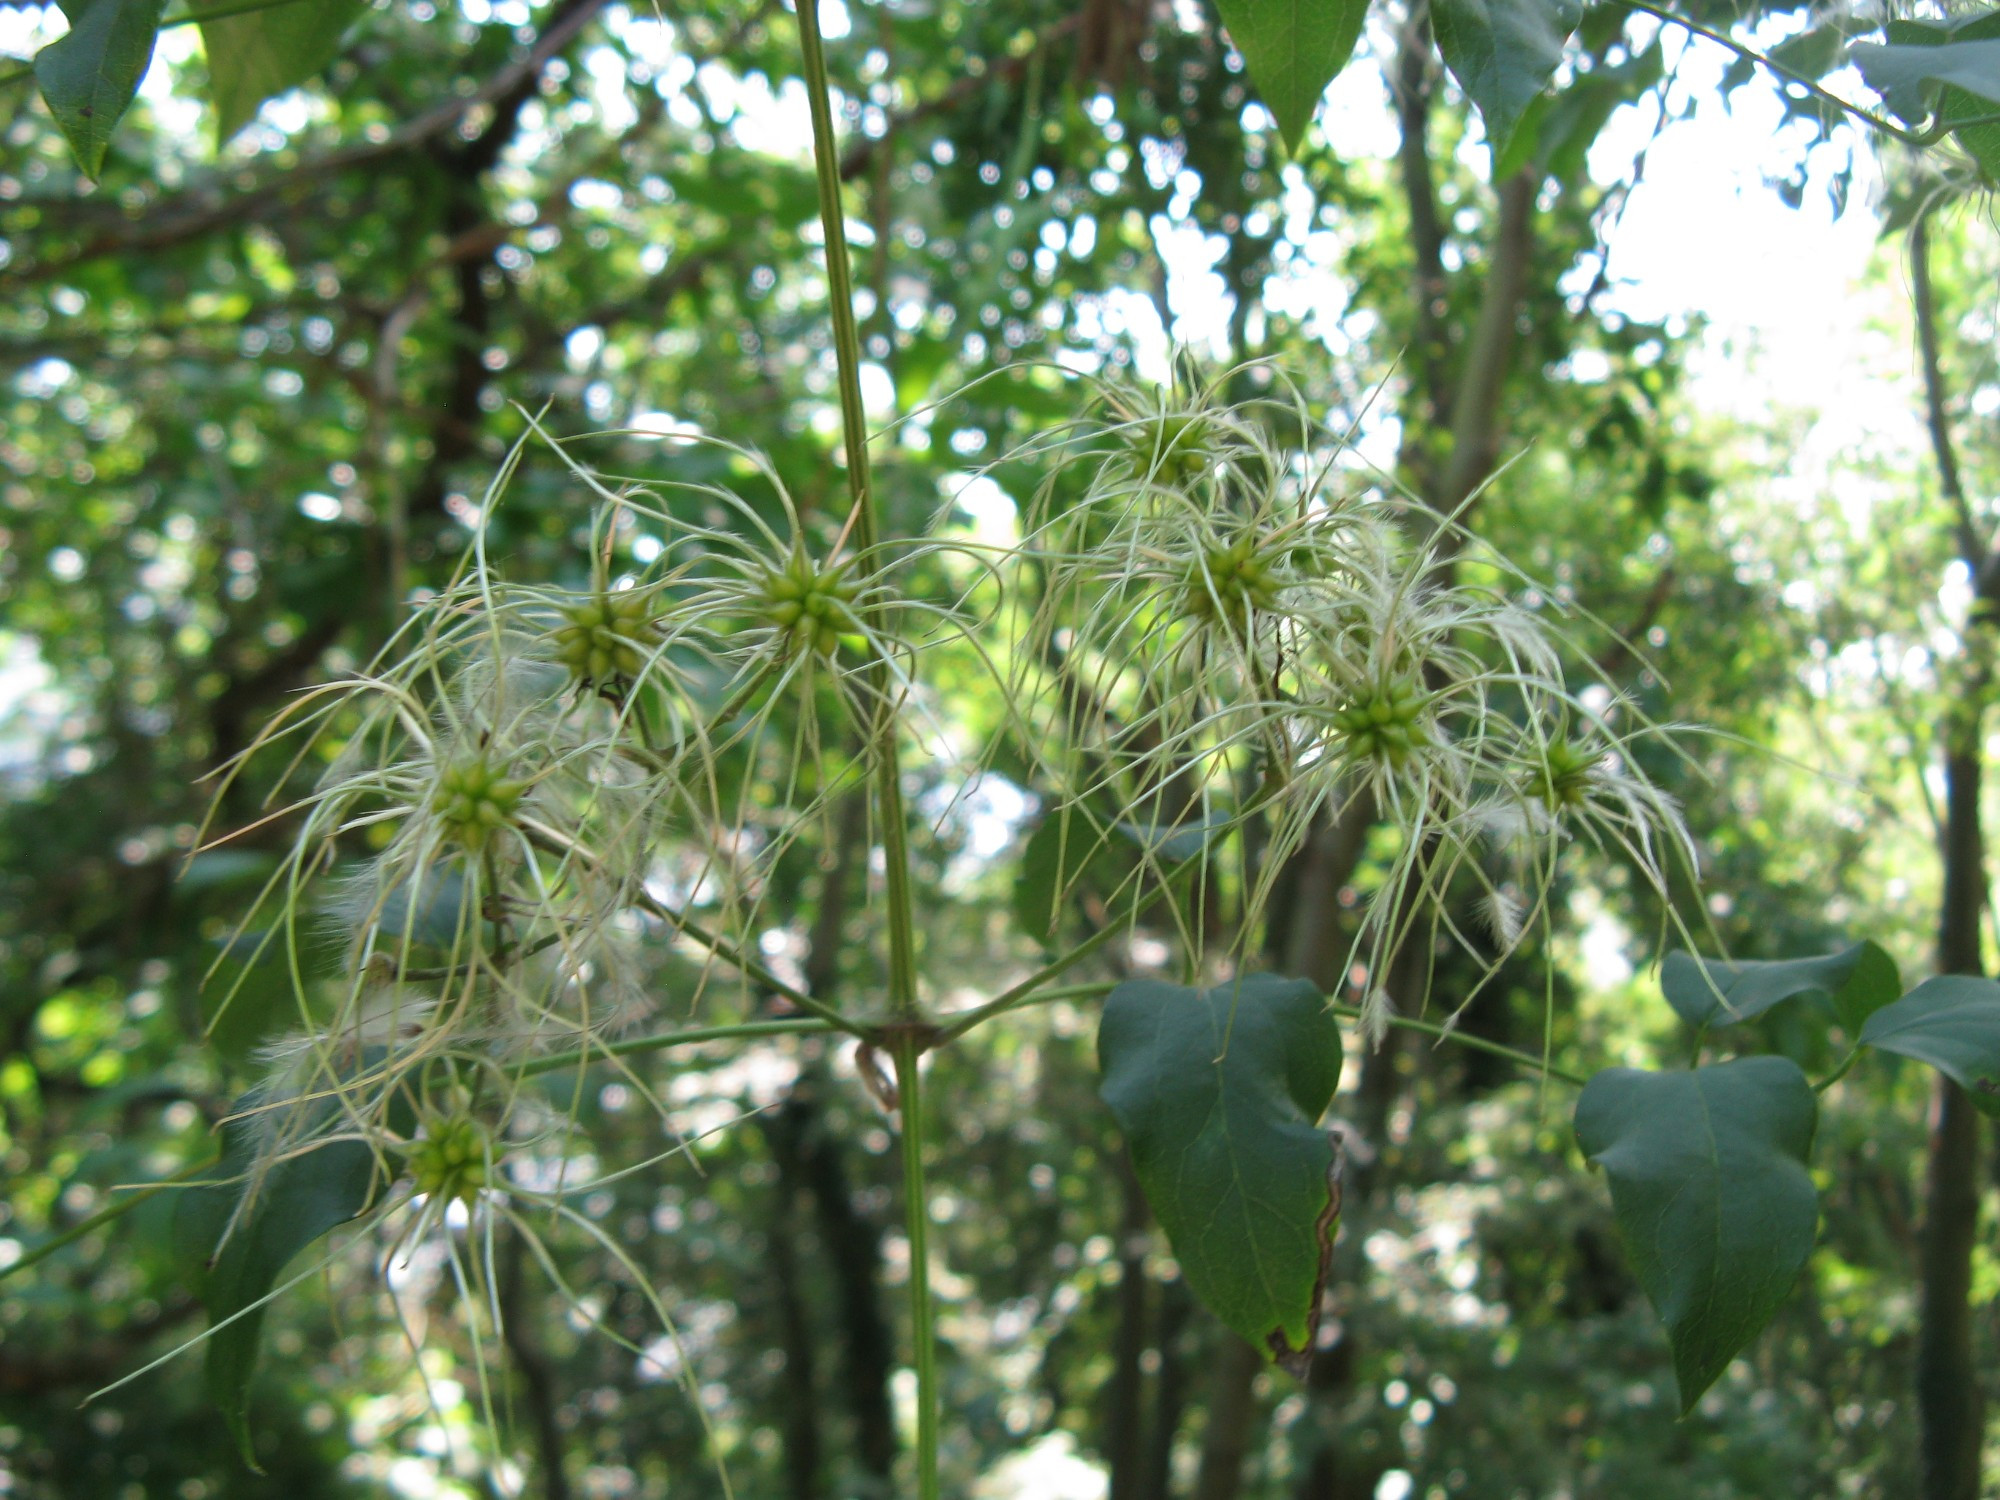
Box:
[835,13,1086,183]
[1393,1,1451,449]
[1612,0,1930,147]
[1912,213,1983,570]
[499,1232,572,1500]
[889,1033,939,1499]
[4,0,614,286]
[1437,170,1537,524]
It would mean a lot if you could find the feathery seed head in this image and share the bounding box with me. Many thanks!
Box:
[431,754,527,852]
[758,552,860,659]
[1122,408,1214,488]
[1180,533,1285,629]
[552,588,665,689]
[1527,737,1599,810]
[1330,676,1434,770]
[408,1108,492,1208]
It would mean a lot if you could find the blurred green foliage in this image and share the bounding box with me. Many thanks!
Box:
[1,0,1997,1497]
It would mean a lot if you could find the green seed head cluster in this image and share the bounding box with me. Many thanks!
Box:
[218,390,1701,1282]
[190,385,1713,1437]
[1124,411,1211,487]
[1331,677,1432,769]
[1529,738,1598,809]
[1010,368,1701,1044]
[431,756,525,852]
[1182,535,1284,629]
[408,1111,490,1206]
[760,554,859,658]
[552,589,662,688]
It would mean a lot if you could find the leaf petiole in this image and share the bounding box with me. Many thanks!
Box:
[1814,1045,1864,1093]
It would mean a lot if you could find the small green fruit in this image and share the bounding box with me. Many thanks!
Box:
[1125,412,1210,487]
[759,557,858,658]
[1529,740,1596,809]
[1334,677,1431,769]
[408,1112,491,1207]
[1181,536,1281,628]
[432,757,525,851]
[553,590,663,688]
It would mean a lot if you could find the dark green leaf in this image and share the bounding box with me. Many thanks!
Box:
[1719,51,1757,92]
[1768,22,1856,81]
[1851,35,2000,110]
[1493,42,1662,182]
[371,865,488,950]
[1212,0,1372,150]
[1113,810,1227,862]
[1876,14,2000,178]
[1859,975,2000,1113]
[177,848,279,893]
[1431,0,1584,163]
[1661,941,1900,1033]
[175,1094,390,1463]
[34,0,166,178]
[199,950,294,1063]
[198,0,369,143]
[1012,813,1120,944]
[1574,1058,1818,1412]
[1098,973,1343,1373]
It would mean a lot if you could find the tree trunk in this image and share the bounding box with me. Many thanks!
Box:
[760,1114,825,1500]
[785,1074,900,1487]
[1138,1276,1192,1500]
[1918,742,1986,1500]
[499,1233,570,1500]
[1911,212,1989,1500]
[1190,1336,1265,1500]
[1106,1149,1152,1500]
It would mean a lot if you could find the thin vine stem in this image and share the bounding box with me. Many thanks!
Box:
[1814,1044,1864,1094]
[520,821,864,1036]
[517,1017,837,1077]
[795,5,937,1494]
[937,858,1205,1042]
[1611,0,1932,147]
[0,1158,209,1286]
[890,1031,941,1500]
[0,985,1587,1299]
[794,0,921,1023]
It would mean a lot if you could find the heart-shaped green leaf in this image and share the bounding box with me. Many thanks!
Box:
[1852,34,2000,109]
[175,1093,391,1465]
[1859,974,2000,1113]
[1575,1057,1819,1412]
[1431,0,1584,164]
[34,0,167,178]
[1098,973,1343,1373]
[1862,15,2000,179]
[197,0,368,144]
[1212,0,1371,150]
[1661,941,1901,1033]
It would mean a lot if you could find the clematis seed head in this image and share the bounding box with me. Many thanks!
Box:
[552,590,663,688]
[431,756,525,851]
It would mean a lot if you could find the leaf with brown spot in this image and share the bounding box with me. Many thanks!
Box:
[1098,974,1344,1371]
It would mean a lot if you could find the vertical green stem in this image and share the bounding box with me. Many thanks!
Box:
[795,0,920,1018]
[892,1034,941,1499]
[795,0,877,551]
[796,4,936,1495]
